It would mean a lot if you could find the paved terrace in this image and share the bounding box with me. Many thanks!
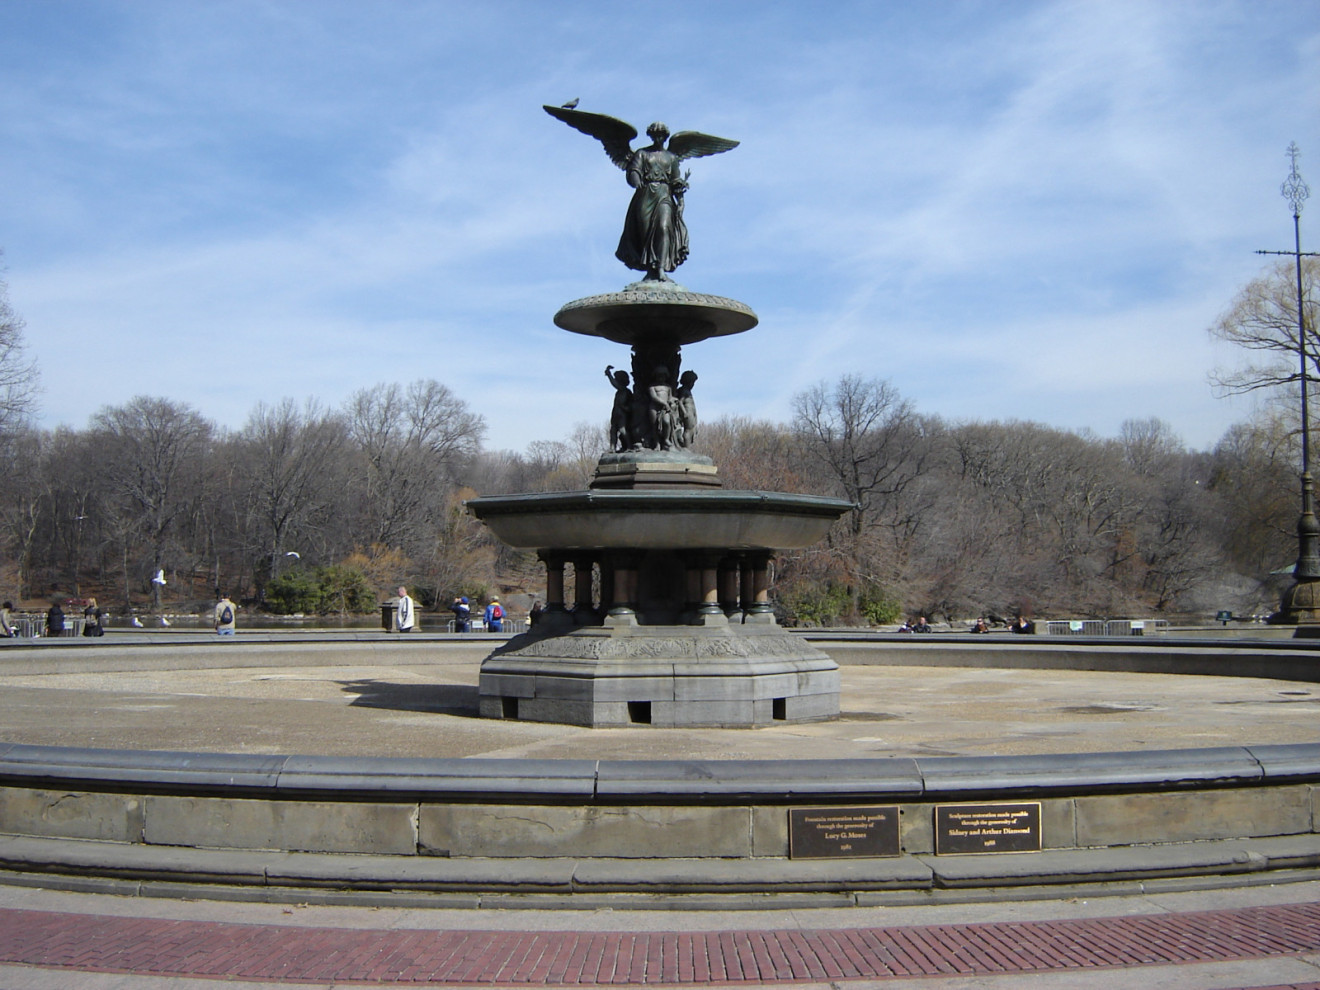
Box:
[0,631,1317,758]
[0,630,1318,987]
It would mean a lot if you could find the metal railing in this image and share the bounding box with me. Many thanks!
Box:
[7,615,86,638]
[1044,619,1169,637]
[444,619,528,635]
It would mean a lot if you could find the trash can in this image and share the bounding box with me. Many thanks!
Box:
[380,602,398,632]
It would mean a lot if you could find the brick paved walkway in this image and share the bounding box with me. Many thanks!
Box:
[2,901,1320,984]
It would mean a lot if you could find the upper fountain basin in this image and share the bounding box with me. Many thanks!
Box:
[554,283,758,347]
[466,489,852,551]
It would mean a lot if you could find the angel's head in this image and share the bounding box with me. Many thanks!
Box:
[646,122,670,144]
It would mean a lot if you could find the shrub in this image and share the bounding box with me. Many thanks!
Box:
[782,583,851,627]
[265,565,377,615]
[859,589,902,625]
[265,568,320,615]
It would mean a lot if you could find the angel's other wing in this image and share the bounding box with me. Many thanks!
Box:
[543,105,638,170]
[667,131,740,161]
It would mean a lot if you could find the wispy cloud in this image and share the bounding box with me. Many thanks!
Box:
[0,0,1315,451]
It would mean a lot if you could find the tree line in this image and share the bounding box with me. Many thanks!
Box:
[0,258,1311,622]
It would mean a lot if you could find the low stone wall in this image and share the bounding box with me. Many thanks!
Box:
[1,742,1317,902]
[814,635,1320,683]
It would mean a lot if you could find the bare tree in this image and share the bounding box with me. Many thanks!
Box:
[793,376,930,537]
[236,399,348,596]
[697,417,809,492]
[1208,407,1298,586]
[523,421,608,491]
[91,397,213,609]
[0,260,40,438]
[1209,257,1319,397]
[0,427,47,601]
[346,379,486,558]
[792,376,936,609]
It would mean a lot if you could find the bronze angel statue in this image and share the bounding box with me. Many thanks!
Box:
[544,105,739,281]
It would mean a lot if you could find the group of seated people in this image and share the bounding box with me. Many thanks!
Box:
[895,614,1035,634]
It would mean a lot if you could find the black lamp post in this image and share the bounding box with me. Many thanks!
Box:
[1261,143,1320,625]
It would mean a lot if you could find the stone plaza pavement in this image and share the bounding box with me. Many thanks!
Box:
[0,632,1318,986]
[2,633,1319,758]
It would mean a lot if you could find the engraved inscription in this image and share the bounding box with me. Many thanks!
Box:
[789,806,900,859]
[934,802,1042,855]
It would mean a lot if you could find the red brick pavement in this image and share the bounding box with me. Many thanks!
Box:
[1,901,1320,984]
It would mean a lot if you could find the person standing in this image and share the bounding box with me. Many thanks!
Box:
[0,602,14,638]
[45,601,65,638]
[484,596,503,633]
[82,598,104,637]
[214,593,237,635]
[396,586,416,633]
[450,596,471,633]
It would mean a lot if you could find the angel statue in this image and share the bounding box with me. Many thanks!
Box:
[544,105,739,281]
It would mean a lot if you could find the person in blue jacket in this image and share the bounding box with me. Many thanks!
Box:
[484,597,504,632]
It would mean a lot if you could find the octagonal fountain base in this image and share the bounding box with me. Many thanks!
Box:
[478,617,840,727]
[467,487,853,728]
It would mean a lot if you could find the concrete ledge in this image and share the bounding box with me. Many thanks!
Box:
[916,747,1267,796]
[0,743,1317,902]
[594,759,924,799]
[820,636,1320,683]
[1,833,1317,901]
[4,745,1313,801]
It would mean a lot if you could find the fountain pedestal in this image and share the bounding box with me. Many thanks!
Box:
[478,622,840,727]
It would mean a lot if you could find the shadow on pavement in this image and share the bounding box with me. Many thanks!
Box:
[337,679,480,717]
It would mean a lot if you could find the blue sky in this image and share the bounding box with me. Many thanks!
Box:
[1,0,1317,453]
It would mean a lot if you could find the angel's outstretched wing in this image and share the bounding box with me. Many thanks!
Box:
[543,105,637,170]
[667,131,739,162]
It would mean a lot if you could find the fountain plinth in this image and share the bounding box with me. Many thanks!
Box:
[463,107,851,728]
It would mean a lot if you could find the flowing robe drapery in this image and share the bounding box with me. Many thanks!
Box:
[616,148,688,275]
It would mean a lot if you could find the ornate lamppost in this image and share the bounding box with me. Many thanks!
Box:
[1261,143,1320,626]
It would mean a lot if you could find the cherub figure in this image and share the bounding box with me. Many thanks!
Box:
[648,366,676,450]
[604,365,633,452]
[544,105,738,281]
[675,370,698,448]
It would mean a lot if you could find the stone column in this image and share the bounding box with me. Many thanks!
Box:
[573,555,596,624]
[683,555,703,622]
[599,562,615,616]
[698,552,723,618]
[719,556,741,619]
[739,553,755,623]
[607,552,638,621]
[747,551,774,616]
[540,552,567,614]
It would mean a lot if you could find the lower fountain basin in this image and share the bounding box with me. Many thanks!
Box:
[466,489,853,550]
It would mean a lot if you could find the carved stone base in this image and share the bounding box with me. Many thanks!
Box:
[478,623,840,727]
[1275,576,1320,627]
[591,451,722,490]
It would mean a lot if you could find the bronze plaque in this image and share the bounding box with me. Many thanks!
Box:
[934,802,1041,854]
[788,806,900,859]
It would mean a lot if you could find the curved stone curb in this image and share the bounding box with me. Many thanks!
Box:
[3,742,1318,798]
[0,742,1317,902]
